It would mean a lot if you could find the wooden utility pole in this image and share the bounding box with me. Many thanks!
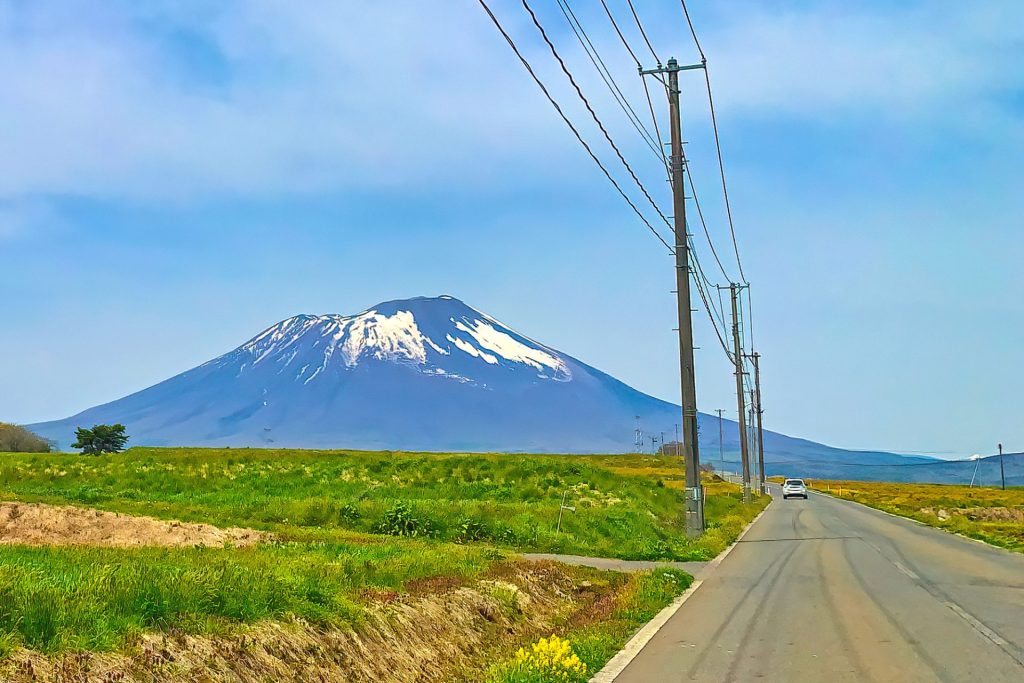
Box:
[750,352,766,494]
[999,443,1006,490]
[715,409,725,463]
[641,57,706,535]
[748,402,758,492]
[727,283,751,502]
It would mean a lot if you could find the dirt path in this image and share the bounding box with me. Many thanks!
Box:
[0,501,266,548]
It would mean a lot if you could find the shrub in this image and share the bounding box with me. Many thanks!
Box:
[338,502,361,523]
[373,502,433,537]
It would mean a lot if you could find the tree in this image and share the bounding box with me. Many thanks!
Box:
[0,423,51,452]
[72,424,129,454]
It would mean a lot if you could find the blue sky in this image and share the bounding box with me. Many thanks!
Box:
[1,0,1021,457]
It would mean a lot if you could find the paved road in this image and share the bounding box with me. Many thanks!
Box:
[614,486,1024,682]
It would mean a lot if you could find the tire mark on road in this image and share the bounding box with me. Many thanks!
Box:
[841,539,956,683]
[816,538,873,682]
[720,544,804,683]
[681,544,794,680]
[791,507,806,538]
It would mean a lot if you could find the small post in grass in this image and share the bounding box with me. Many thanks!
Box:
[556,490,576,533]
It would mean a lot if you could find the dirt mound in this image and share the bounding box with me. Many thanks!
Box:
[957,506,1024,522]
[0,501,265,548]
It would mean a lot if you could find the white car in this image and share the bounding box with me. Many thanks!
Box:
[782,478,808,499]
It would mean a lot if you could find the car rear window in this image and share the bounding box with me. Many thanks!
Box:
[784,479,804,486]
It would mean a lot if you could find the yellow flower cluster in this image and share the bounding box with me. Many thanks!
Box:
[510,635,587,682]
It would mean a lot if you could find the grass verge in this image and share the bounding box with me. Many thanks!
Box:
[481,567,692,683]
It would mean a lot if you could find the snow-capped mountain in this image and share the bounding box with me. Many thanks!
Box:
[30,295,925,474]
[235,296,573,390]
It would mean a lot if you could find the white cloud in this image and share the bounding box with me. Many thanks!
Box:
[0,0,582,201]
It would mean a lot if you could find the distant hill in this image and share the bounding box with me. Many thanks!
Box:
[30,295,935,479]
[760,452,1022,487]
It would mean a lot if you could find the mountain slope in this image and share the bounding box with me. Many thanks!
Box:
[30,296,922,473]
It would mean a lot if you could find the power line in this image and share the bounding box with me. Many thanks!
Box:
[704,67,747,283]
[689,240,733,360]
[519,0,674,232]
[678,0,706,60]
[474,0,674,252]
[677,0,748,284]
[555,0,666,167]
[640,73,671,182]
[626,0,660,64]
[685,163,731,281]
[625,0,743,358]
[745,285,756,351]
[599,0,643,67]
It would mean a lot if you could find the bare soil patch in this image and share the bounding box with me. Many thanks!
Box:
[0,501,265,548]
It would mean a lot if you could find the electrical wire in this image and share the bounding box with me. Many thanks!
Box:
[475,0,674,253]
[678,0,705,59]
[685,164,730,281]
[599,0,643,66]
[705,68,747,283]
[640,74,671,182]
[745,285,756,351]
[677,0,748,283]
[555,0,666,169]
[519,0,674,232]
[626,0,660,64]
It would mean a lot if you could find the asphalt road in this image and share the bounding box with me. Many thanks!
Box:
[613,486,1024,682]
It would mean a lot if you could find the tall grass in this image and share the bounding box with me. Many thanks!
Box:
[0,539,494,655]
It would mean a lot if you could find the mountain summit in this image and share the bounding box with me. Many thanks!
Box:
[31,296,922,473]
[237,296,573,389]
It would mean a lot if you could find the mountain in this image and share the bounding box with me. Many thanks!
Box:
[30,295,928,477]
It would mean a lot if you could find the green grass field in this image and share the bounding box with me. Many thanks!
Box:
[0,448,767,678]
[0,448,764,562]
[810,479,1024,552]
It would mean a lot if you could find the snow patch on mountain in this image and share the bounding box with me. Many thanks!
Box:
[452,318,569,379]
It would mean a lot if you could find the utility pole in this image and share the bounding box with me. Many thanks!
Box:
[999,443,1006,490]
[724,283,751,502]
[750,352,766,494]
[675,423,680,457]
[640,57,706,535]
[748,402,757,493]
[715,409,725,463]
